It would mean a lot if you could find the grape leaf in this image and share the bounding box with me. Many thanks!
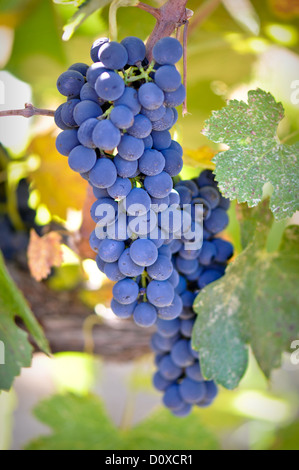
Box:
[192,223,299,390]
[0,253,50,391]
[25,393,219,450]
[61,0,112,40]
[28,230,63,282]
[202,89,299,220]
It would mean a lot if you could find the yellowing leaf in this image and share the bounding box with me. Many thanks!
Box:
[268,0,299,18]
[28,230,63,282]
[29,132,88,220]
[183,146,216,169]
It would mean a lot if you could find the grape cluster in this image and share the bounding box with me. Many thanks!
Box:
[0,173,40,261]
[55,36,186,327]
[151,171,233,417]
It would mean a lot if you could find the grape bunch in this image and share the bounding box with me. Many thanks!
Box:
[151,171,233,417]
[0,153,40,262]
[55,36,187,327]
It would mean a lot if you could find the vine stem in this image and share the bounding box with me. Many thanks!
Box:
[143,0,191,61]
[0,103,55,118]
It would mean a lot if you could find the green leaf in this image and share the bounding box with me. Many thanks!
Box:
[26,394,119,450]
[25,393,219,450]
[272,421,299,450]
[192,223,299,389]
[0,253,50,391]
[61,0,112,40]
[7,0,65,75]
[126,409,219,450]
[203,89,299,220]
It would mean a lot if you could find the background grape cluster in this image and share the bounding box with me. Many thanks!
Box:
[0,148,42,262]
[152,171,233,416]
[55,35,233,416]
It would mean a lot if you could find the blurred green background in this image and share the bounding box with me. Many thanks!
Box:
[0,0,299,451]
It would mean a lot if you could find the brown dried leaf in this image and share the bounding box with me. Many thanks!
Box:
[28,230,63,282]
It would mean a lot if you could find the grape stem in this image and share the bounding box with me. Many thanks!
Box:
[0,103,55,118]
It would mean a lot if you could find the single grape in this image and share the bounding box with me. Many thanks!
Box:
[118,248,144,277]
[98,239,125,263]
[158,354,182,380]
[138,83,164,110]
[157,293,183,320]
[185,362,204,382]
[212,239,234,263]
[92,120,121,151]
[89,158,117,188]
[56,129,79,156]
[90,37,109,62]
[155,65,181,92]
[95,71,125,101]
[144,172,173,199]
[164,84,186,107]
[80,82,102,103]
[73,100,103,126]
[117,135,145,161]
[204,208,229,234]
[86,62,110,87]
[57,70,85,98]
[198,269,223,289]
[113,155,138,178]
[138,149,165,176]
[68,62,89,76]
[147,280,174,308]
[179,378,206,404]
[198,240,217,266]
[61,99,80,127]
[113,278,139,305]
[107,177,132,200]
[114,87,141,115]
[104,262,126,282]
[151,130,172,150]
[156,317,180,338]
[110,105,134,129]
[152,108,175,132]
[141,106,166,122]
[98,41,128,69]
[68,146,97,173]
[130,239,158,267]
[54,104,72,130]
[111,298,137,319]
[127,114,152,139]
[163,384,184,411]
[125,187,151,216]
[143,135,153,149]
[162,148,183,177]
[171,339,194,367]
[153,37,183,65]
[153,371,173,392]
[121,36,146,65]
[133,303,157,327]
[77,118,98,148]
